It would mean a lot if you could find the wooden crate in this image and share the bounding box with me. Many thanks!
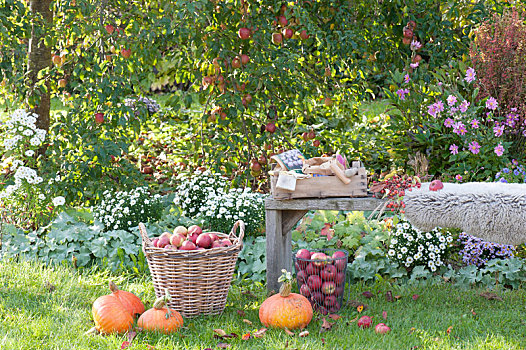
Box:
[270,167,367,200]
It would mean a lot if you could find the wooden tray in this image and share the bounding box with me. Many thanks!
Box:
[270,167,367,200]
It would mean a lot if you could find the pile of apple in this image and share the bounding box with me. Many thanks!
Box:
[294,249,348,315]
[151,225,233,251]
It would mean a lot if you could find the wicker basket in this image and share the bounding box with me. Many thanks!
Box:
[139,220,245,317]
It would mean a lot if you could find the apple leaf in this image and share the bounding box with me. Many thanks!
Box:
[213,329,227,337]
[242,333,251,340]
[236,310,246,317]
[217,343,231,348]
[328,314,341,321]
[321,317,335,331]
[253,328,267,338]
[382,311,388,320]
[242,319,253,325]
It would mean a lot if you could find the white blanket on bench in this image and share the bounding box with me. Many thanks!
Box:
[404,182,526,246]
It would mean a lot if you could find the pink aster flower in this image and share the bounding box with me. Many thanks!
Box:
[468,141,481,154]
[447,95,457,106]
[404,74,411,83]
[427,104,438,118]
[449,144,459,155]
[494,144,504,156]
[470,119,480,129]
[410,40,422,51]
[453,121,467,136]
[459,100,470,113]
[464,67,476,83]
[435,101,445,113]
[486,97,498,110]
[493,125,504,137]
[444,117,454,128]
[455,174,463,182]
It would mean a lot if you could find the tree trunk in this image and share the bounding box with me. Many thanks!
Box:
[27,0,53,132]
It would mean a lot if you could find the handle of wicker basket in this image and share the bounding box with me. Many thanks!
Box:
[138,222,152,252]
[229,220,245,244]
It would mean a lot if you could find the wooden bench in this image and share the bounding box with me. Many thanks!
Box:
[265,195,385,293]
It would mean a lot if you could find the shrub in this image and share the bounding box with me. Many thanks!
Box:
[470,8,526,155]
[457,232,516,267]
[0,109,66,229]
[495,159,526,183]
[387,218,453,273]
[92,186,164,232]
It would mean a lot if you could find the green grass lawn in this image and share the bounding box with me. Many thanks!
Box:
[1,258,525,350]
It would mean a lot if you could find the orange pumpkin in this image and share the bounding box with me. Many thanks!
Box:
[137,291,183,334]
[109,281,145,316]
[259,272,313,330]
[92,295,134,334]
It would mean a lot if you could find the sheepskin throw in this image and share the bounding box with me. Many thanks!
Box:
[404,182,526,246]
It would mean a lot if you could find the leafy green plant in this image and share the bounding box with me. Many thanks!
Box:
[1,210,162,274]
[236,236,267,283]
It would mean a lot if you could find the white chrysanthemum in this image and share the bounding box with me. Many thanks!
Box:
[388,249,395,256]
[391,238,398,245]
[52,196,65,206]
[401,247,408,254]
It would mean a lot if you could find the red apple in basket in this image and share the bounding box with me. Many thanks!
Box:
[196,233,213,248]
[188,225,202,236]
[211,240,222,248]
[311,291,323,303]
[307,275,322,290]
[332,250,347,271]
[324,295,337,307]
[334,285,344,297]
[220,239,233,247]
[180,240,197,250]
[300,284,311,298]
[158,232,171,248]
[188,232,199,244]
[295,249,311,269]
[173,226,188,236]
[170,233,185,248]
[321,265,337,281]
[208,233,220,241]
[165,245,175,249]
[152,238,159,248]
[311,252,328,267]
[297,270,308,284]
[335,272,345,285]
[306,263,320,276]
[322,281,336,295]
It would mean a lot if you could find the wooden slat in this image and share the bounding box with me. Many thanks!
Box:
[265,196,385,211]
[270,168,367,200]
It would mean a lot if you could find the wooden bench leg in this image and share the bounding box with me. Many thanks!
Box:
[266,209,290,294]
[266,209,308,294]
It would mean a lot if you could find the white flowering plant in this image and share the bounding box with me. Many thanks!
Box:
[199,187,266,236]
[92,186,164,232]
[174,170,229,217]
[174,170,266,236]
[0,109,66,229]
[387,217,453,273]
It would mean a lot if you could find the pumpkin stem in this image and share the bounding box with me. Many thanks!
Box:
[279,281,292,297]
[153,288,172,309]
[277,269,294,297]
[109,281,119,293]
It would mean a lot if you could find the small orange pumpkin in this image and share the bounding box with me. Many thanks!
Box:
[137,290,183,334]
[259,271,313,330]
[109,281,145,317]
[92,295,134,334]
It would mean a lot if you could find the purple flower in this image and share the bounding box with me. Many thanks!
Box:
[468,141,481,154]
[410,62,419,69]
[512,159,519,166]
[427,104,438,118]
[470,119,480,129]
[396,88,410,100]
[449,144,459,155]
[448,107,459,115]
[453,121,467,135]
[494,144,504,156]
[435,101,445,113]
[410,40,422,51]
[446,95,457,106]
[486,97,498,110]
[404,74,411,83]
[459,100,470,113]
[493,125,504,137]
[455,174,463,182]
[464,67,476,83]
[444,118,454,128]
